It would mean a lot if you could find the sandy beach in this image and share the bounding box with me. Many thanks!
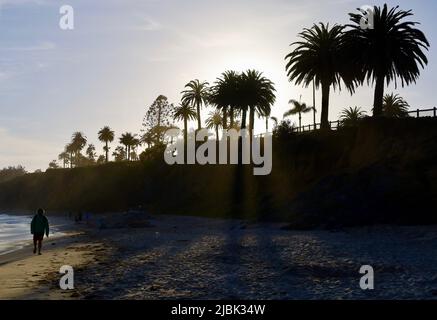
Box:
[1,213,437,300]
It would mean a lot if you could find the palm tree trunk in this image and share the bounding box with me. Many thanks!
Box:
[105,141,109,162]
[184,118,188,163]
[373,75,385,117]
[265,117,268,131]
[223,108,228,129]
[313,108,316,130]
[320,83,330,130]
[215,127,219,142]
[249,107,255,137]
[241,109,247,129]
[230,106,235,128]
[239,108,247,165]
[299,112,302,132]
[196,102,201,130]
[313,78,316,129]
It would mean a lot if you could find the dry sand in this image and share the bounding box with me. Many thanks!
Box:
[0,230,108,300]
[2,213,437,300]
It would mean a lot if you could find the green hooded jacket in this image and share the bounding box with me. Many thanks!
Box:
[31,214,49,236]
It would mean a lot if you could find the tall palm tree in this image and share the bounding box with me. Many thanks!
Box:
[285,23,349,130]
[205,110,223,141]
[262,108,271,132]
[181,79,210,130]
[382,93,410,118]
[209,71,240,129]
[283,99,313,132]
[71,132,87,167]
[239,70,276,137]
[173,101,197,161]
[65,143,75,168]
[98,126,114,163]
[141,131,154,149]
[339,106,367,126]
[119,133,137,161]
[86,144,96,162]
[58,151,69,168]
[345,4,429,116]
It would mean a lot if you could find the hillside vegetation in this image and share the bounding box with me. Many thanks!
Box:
[1,118,437,228]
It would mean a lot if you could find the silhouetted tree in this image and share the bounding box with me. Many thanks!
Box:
[48,160,59,170]
[141,131,154,149]
[119,133,137,161]
[96,155,106,165]
[283,99,313,131]
[239,70,276,136]
[344,4,429,116]
[382,93,410,118]
[86,144,97,163]
[58,151,69,168]
[98,126,114,163]
[339,106,367,126]
[65,143,75,168]
[210,71,241,129]
[0,165,27,183]
[206,110,223,141]
[182,79,210,130]
[286,23,348,130]
[112,146,126,162]
[142,95,175,144]
[71,132,87,167]
[173,101,197,161]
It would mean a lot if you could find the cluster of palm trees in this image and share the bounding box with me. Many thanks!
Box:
[52,69,277,169]
[285,4,429,130]
[172,69,276,146]
[55,128,141,168]
[338,93,411,127]
[50,4,429,169]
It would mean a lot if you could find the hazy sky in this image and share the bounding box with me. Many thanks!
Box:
[0,0,435,171]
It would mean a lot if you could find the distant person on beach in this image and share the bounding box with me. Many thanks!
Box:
[30,208,49,255]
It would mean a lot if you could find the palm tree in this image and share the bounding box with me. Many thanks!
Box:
[285,23,348,130]
[339,106,367,126]
[119,133,137,161]
[239,70,276,136]
[181,79,210,130]
[58,151,69,168]
[112,146,126,162]
[71,132,87,167]
[86,144,96,162]
[65,143,75,168]
[173,101,197,159]
[98,126,115,163]
[206,110,223,141]
[141,131,154,149]
[283,99,313,132]
[229,120,241,132]
[209,71,241,129]
[382,93,410,118]
[345,4,429,116]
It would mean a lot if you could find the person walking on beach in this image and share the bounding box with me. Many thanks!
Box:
[30,208,49,255]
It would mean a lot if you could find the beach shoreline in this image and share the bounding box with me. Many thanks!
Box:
[0,214,110,300]
[1,212,437,300]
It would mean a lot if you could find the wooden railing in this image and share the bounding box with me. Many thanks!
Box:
[290,107,437,133]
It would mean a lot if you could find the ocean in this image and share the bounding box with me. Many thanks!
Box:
[0,213,60,255]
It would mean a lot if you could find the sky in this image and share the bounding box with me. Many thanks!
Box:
[0,0,436,171]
